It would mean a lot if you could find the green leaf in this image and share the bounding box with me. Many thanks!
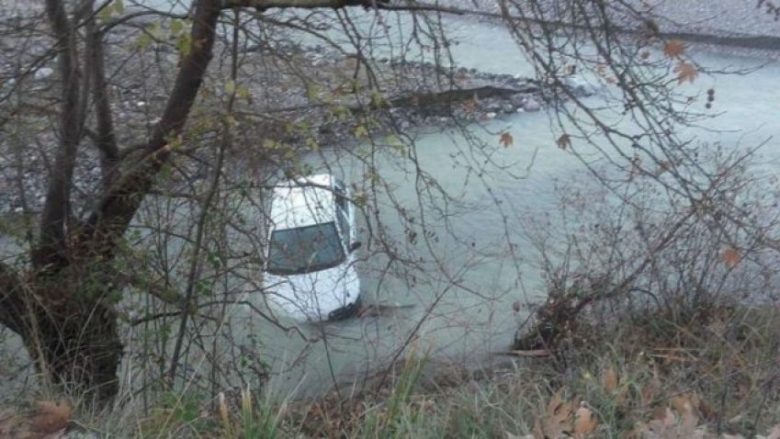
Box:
[224,79,236,95]
[176,33,192,57]
[136,32,153,50]
[306,84,321,101]
[306,137,320,151]
[237,84,252,102]
[98,5,113,21]
[354,124,369,138]
[370,90,387,108]
[170,18,184,35]
[148,22,163,39]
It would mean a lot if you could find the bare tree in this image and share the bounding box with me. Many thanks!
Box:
[0,0,451,403]
[0,0,776,407]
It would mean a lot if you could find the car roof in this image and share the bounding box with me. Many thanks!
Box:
[270,174,336,230]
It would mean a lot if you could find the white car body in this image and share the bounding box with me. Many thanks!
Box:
[262,174,361,321]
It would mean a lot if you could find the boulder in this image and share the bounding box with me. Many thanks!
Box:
[522,97,541,112]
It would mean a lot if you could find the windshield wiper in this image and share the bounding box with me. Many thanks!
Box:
[266,259,343,276]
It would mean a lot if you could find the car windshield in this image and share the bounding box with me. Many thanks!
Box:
[266,222,345,275]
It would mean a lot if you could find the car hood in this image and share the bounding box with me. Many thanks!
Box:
[263,264,359,321]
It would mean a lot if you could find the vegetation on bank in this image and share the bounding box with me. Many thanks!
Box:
[2,302,779,438]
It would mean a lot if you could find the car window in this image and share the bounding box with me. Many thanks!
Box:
[266,222,345,275]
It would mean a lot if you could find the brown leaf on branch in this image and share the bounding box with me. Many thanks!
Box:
[663,40,686,59]
[674,62,698,84]
[500,132,514,148]
[557,133,572,150]
[722,247,741,268]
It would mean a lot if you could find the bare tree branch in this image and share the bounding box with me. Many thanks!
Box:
[36,0,83,269]
[83,0,222,253]
[85,3,120,190]
[224,0,389,9]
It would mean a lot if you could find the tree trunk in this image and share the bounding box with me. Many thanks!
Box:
[21,280,123,404]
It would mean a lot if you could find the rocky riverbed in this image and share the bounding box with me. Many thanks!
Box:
[0,8,597,217]
[12,0,773,218]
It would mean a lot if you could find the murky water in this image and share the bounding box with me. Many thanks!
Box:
[227,39,780,396]
[2,3,780,400]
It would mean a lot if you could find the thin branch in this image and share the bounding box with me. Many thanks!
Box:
[36,0,84,269]
[86,3,120,190]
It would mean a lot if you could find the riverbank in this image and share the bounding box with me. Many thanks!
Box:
[0,20,555,215]
[3,0,778,214]
[3,303,779,437]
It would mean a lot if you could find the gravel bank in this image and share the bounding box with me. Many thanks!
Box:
[638,0,780,39]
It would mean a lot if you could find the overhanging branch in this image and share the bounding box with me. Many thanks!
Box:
[222,0,389,9]
[37,0,84,269]
[85,0,222,250]
[222,0,465,14]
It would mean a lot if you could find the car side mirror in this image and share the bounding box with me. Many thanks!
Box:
[349,241,362,253]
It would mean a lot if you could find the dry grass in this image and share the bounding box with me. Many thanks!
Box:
[4,304,780,438]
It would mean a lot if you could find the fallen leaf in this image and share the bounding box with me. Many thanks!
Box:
[663,40,686,59]
[500,132,514,148]
[678,407,699,437]
[542,391,574,438]
[669,393,699,420]
[722,247,741,268]
[601,367,618,393]
[573,405,597,438]
[532,418,544,439]
[647,407,677,432]
[557,133,572,150]
[641,375,661,407]
[674,62,698,84]
[30,400,72,434]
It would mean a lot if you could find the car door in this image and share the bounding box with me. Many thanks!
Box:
[333,178,353,247]
[332,178,360,306]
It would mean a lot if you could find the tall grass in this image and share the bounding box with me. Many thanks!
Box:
[4,304,780,437]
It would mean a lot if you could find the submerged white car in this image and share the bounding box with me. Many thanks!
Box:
[262,174,362,322]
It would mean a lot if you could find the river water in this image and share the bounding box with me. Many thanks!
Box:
[241,10,780,397]
[2,3,779,400]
